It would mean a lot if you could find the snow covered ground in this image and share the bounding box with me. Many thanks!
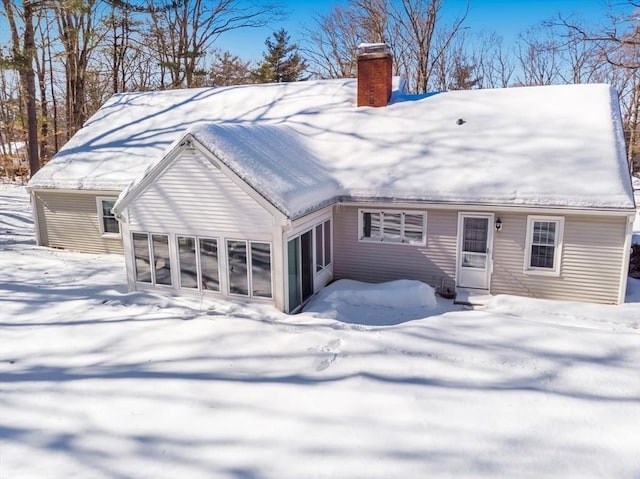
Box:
[1,184,639,479]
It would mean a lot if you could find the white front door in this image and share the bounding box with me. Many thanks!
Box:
[457,214,493,290]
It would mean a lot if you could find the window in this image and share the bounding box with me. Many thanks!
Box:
[227,240,249,295]
[97,198,119,236]
[177,236,220,291]
[251,242,272,298]
[315,219,332,273]
[524,216,564,275]
[177,236,198,289]
[132,232,172,286]
[359,210,426,245]
[199,238,220,292]
[226,240,272,298]
[133,232,151,283]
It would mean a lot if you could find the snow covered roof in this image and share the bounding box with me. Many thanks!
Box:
[29,79,635,216]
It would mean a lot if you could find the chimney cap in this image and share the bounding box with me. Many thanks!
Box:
[357,43,390,57]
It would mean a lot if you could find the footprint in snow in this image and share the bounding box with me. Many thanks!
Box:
[312,338,343,371]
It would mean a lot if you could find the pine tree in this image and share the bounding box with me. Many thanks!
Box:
[252,29,307,83]
[209,50,253,86]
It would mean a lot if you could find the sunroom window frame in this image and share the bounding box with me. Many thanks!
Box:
[132,231,173,287]
[358,209,427,246]
[523,215,564,276]
[314,218,333,273]
[225,238,273,299]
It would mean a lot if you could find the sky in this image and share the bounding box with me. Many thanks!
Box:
[0,0,629,66]
[217,0,619,62]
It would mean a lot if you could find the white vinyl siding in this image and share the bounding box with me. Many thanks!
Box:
[33,191,123,254]
[492,213,626,304]
[336,206,627,305]
[124,146,277,302]
[335,206,456,290]
[128,147,272,239]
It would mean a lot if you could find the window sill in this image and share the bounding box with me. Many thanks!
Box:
[358,238,426,247]
[523,268,561,277]
[100,232,121,239]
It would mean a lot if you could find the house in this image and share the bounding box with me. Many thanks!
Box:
[27,44,636,311]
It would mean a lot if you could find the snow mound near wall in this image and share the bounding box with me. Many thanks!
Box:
[303,279,441,326]
[321,279,438,309]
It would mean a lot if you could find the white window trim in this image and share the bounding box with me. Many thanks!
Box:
[225,238,273,299]
[175,235,223,293]
[132,231,173,287]
[523,216,564,277]
[132,232,152,284]
[358,209,427,246]
[249,240,274,299]
[314,218,333,274]
[96,197,120,238]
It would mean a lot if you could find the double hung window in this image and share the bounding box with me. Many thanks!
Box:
[524,216,564,275]
[97,198,119,236]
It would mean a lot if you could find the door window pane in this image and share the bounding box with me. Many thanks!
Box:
[462,252,486,268]
[323,220,331,266]
[251,242,272,298]
[152,234,172,285]
[463,217,488,253]
[133,233,151,283]
[383,212,402,241]
[178,236,198,289]
[227,240,248,295]
[199,238,219,291]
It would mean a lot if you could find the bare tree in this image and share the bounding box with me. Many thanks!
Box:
[515,25,562,86]
[472,32,514,88]
[53,0,105,139]
[556,0,639,70]
[33,7,56,163]
[1,0,40,175]
[304,5,362,79]
[146,0,283,88]
[553,1,639,169]
[305,0,469,94]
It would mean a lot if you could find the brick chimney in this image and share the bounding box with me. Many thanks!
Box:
[357,43,392,107]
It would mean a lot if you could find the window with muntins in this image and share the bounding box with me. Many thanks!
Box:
[359,210,426,245]
[97,198,119,235]
[525,216,564,275]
